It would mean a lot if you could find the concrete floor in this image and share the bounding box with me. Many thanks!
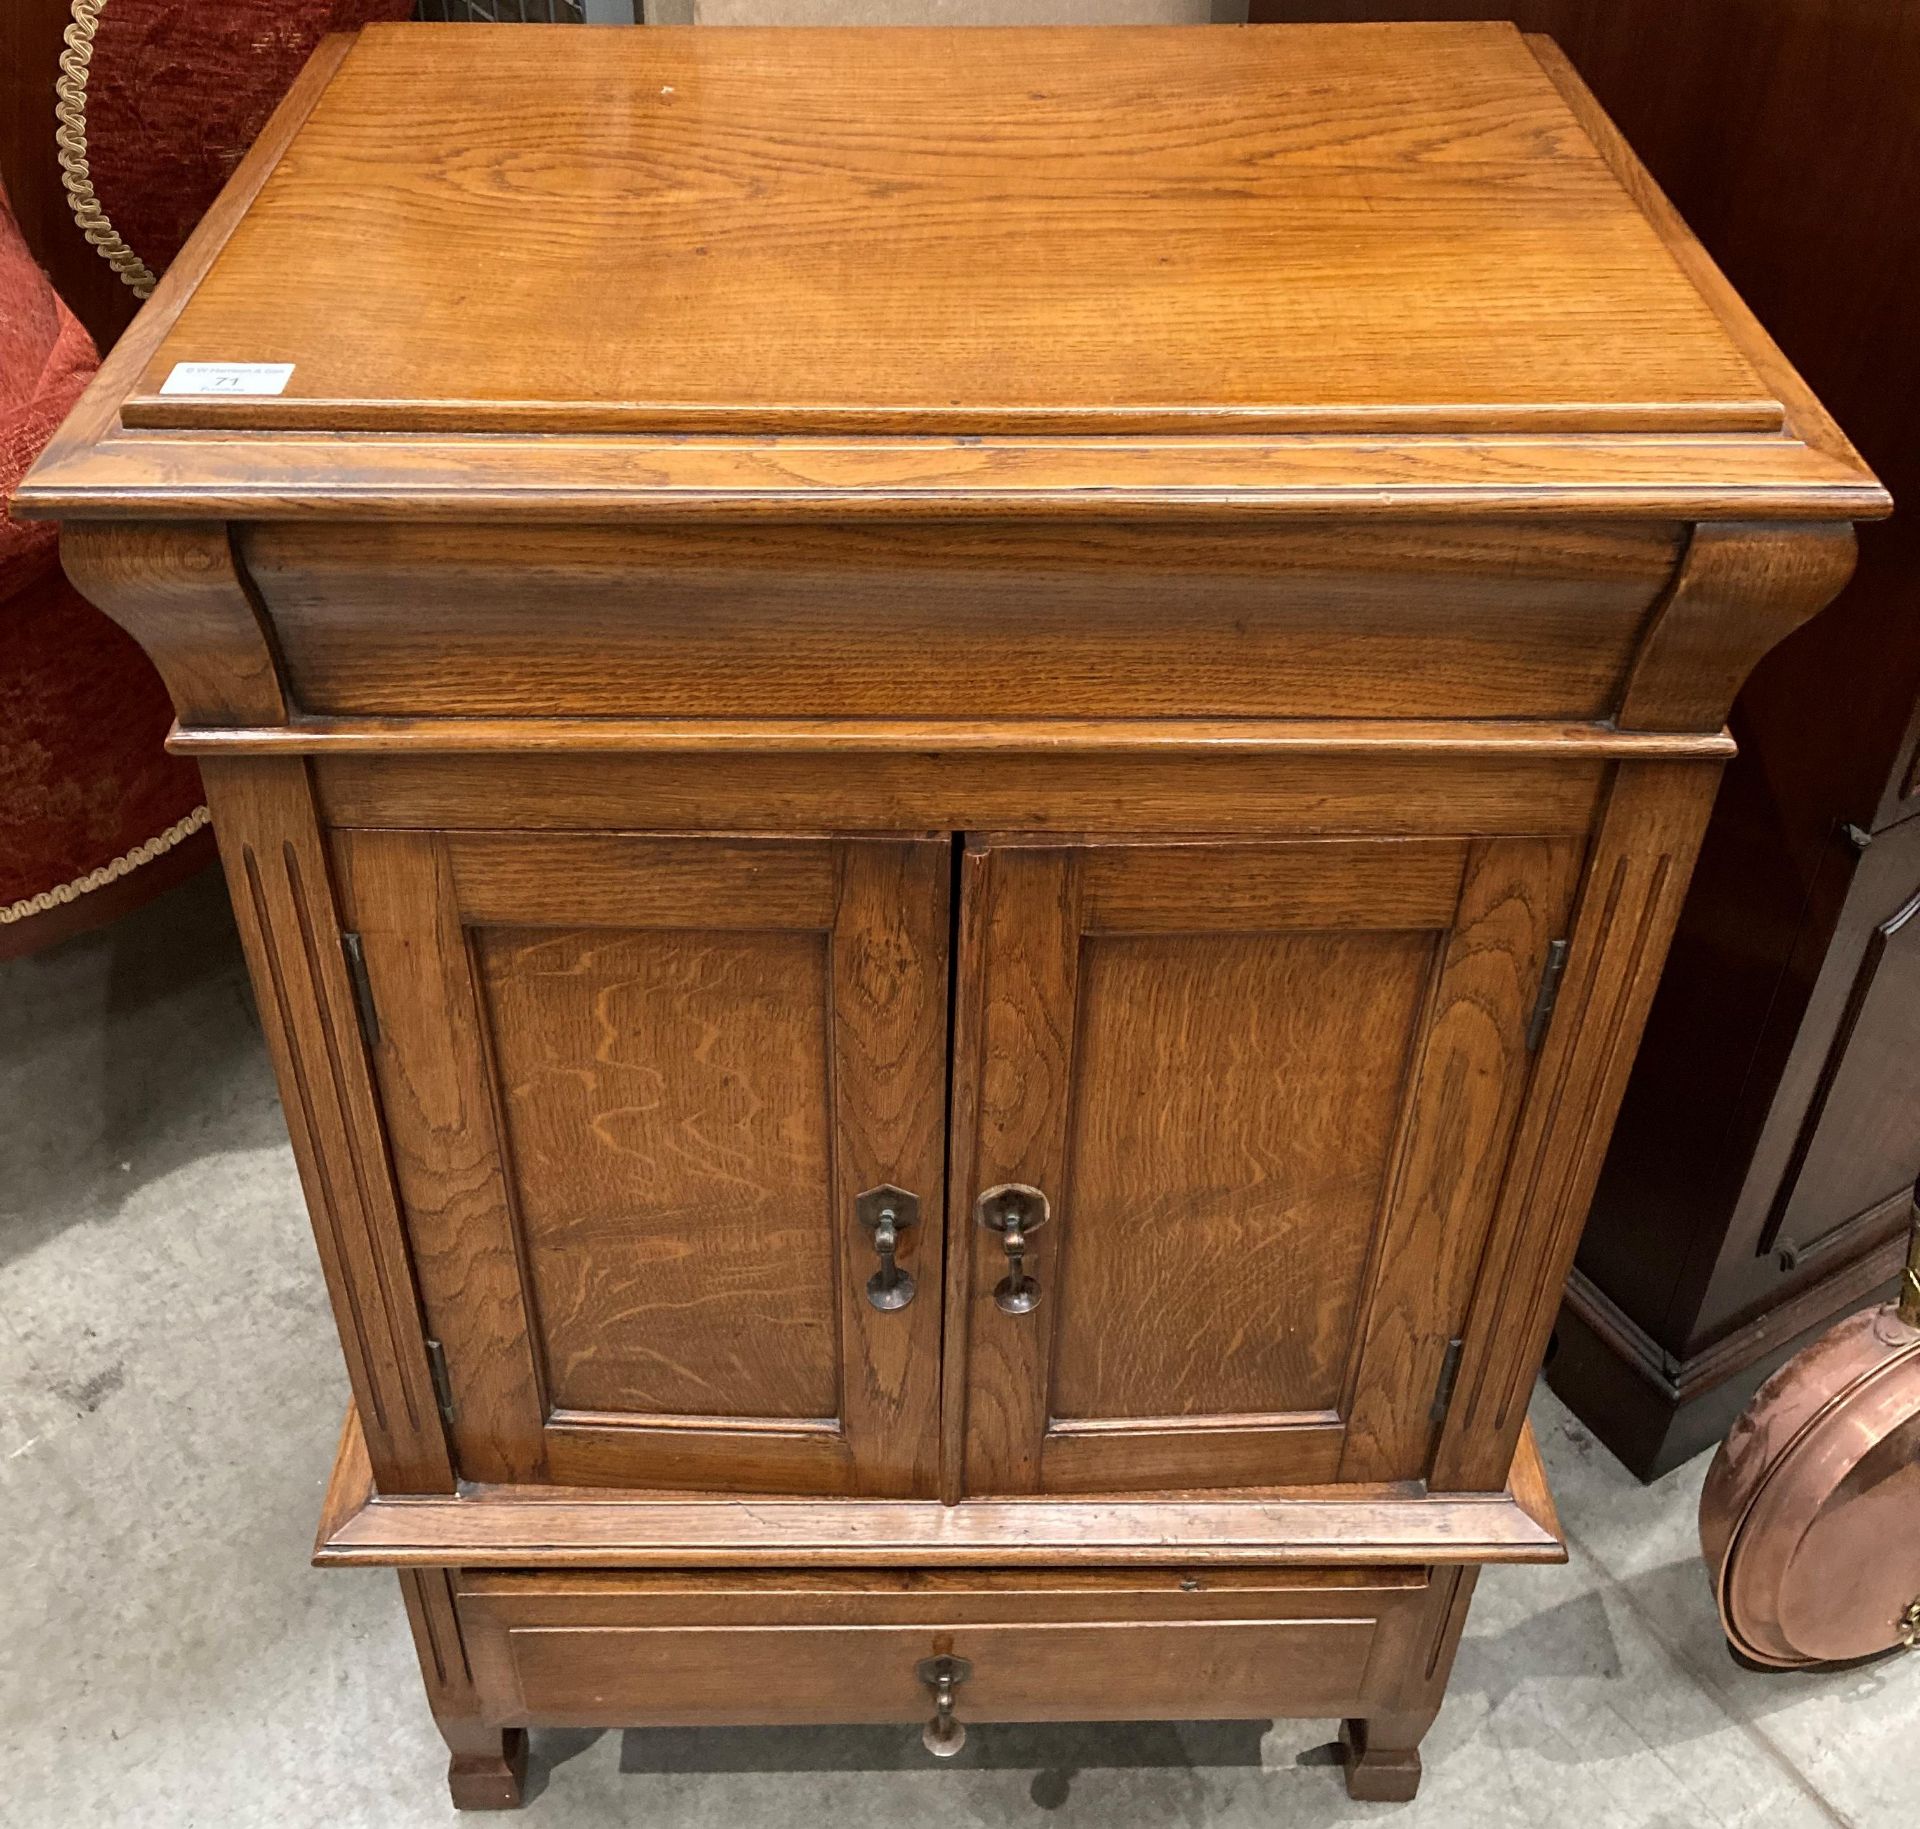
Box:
[4,868,1917,1829]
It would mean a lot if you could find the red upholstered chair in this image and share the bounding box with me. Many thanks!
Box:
[2,0,412,955]
[0,178,205,957]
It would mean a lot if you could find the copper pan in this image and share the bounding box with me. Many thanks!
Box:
[1700,1183,1920,1668]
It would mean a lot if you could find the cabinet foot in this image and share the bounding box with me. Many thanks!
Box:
[399,1569,530,1810]
[446,1726,529,1812]
[1339,1718,1424,1803]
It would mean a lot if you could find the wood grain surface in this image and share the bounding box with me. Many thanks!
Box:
[1432,762,1724,1490]
[241,517,1682,725]
[475,923,840,1422]
[17,29,1881,528]
[314,1403,1567,1567]
[1049,928,1434,1424]
[127,24,1777,438]
[949,836,1575,1497]
[334,830,950,1498]
[452,1564,1427,1732]
[309,749,1612,839]
[465,1614,1383,1729]
[398,1567,528,1810]
[25,19,1884,1801]
[197,758,453,1495]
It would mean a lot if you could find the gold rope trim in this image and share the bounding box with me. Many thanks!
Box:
[55,0,158,299]
[0,805,210,925]
[34,5,201,920]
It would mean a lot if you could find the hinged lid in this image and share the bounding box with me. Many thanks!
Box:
[122,22,1785,439]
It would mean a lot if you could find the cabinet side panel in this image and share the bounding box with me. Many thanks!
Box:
[1432,761,1723,1489]
[197,755,452,1492]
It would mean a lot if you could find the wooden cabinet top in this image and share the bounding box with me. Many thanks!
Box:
[122,23,1786,437]
[19,23,1885,523]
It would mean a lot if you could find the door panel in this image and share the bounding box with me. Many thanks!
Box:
[473,924,839,1423]
[334,830,951,1497]
[1050,929,1436,1424]
[949,836,1580,1497]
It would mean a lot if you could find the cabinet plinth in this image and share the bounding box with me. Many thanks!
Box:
[19,21,1882,1809]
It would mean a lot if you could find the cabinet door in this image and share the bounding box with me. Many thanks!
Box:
[948,835,1581,1496]
[334,831,951,1497]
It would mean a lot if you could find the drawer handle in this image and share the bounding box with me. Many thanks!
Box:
[975,1183,1050,1315]
[916,1653,971,1757]
[857,1185,919,1311]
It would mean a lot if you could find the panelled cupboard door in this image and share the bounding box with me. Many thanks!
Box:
[331,830,951,1498]
[947,835,1583,1498]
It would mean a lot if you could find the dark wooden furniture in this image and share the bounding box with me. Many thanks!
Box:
[1255,0,1920,1479]
[19,22,1882,1808]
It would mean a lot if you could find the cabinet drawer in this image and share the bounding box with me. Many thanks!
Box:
[241,518,1681,724]
[455,1568,1426,1728]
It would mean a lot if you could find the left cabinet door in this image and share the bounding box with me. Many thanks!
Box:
[332,830,953,1497]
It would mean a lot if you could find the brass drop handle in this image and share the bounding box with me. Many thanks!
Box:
[916,1654,971,1757]
[857,1185,919,1311]
[975,1183,1051,1315]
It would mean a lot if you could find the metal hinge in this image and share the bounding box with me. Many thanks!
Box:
[340,931,380,1047]
[425,1338,456,1426]
[1429,1337,1465,1424]
[1525,939,1572,1052]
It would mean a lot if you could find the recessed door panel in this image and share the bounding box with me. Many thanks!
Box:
[473,925,839,1422]
[1051,929,1435,1424]
[334,831,950,1498]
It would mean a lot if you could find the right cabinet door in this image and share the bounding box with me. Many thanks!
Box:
[949,834,1582,1496]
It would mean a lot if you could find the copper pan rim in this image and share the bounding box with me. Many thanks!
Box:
[1707,1314,1920,1667]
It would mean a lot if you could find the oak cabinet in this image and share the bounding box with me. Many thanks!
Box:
[19,20,1882,1812]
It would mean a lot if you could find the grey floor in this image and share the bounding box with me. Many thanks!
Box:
[3,869,1916,1829]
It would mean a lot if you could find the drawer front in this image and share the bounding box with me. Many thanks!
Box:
[241,518,1682,724]
[456,1569,1426,1729]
